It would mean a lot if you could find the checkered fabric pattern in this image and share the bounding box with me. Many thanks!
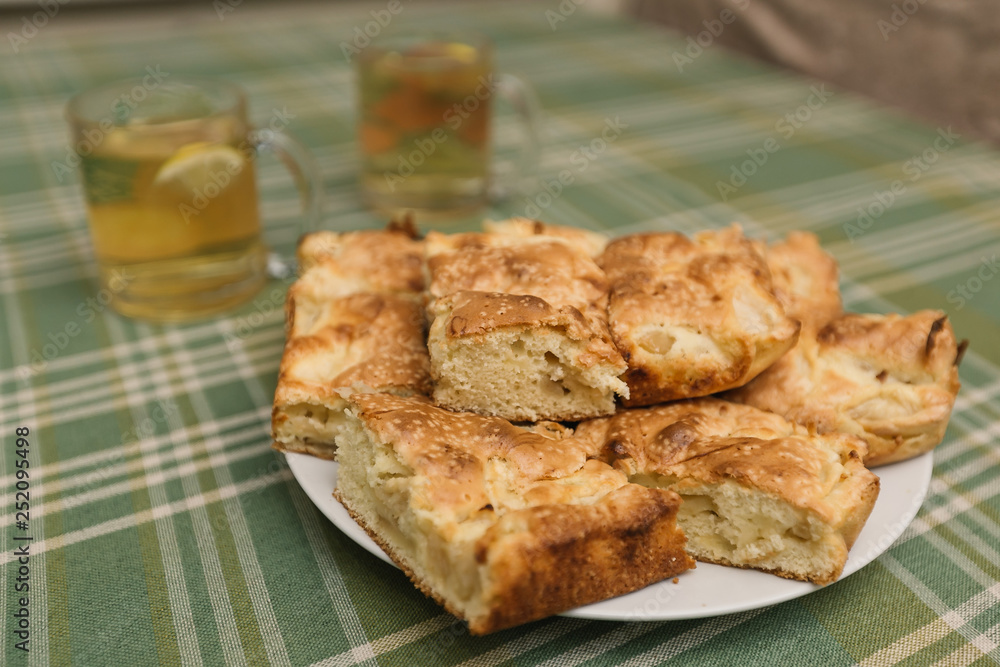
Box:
[2,3,999,665]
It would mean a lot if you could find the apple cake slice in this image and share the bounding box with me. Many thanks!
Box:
[598,225,800,406]
[729,310,964,466]
[335,393,694,635]
[727,232,964,466]
[575,398,880,585]
[424,224,628,421]
[271,226,431,460]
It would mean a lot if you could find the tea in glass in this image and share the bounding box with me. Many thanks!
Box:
[68,79,268,321]
[357,34,494,214]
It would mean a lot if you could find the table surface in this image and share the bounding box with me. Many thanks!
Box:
[2,3,1000,666]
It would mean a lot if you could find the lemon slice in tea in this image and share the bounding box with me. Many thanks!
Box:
[153,141,246,195]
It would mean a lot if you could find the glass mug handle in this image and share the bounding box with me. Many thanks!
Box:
[248,128,323,279]
[490,73,542,202]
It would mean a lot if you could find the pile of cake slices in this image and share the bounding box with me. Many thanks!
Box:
[271,218,965,634]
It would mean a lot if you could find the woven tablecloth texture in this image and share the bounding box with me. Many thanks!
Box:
[1,3,999,666]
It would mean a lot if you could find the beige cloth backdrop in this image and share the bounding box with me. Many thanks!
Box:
[631,0,1000,146]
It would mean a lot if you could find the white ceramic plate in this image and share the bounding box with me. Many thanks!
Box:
[287,450,932,621]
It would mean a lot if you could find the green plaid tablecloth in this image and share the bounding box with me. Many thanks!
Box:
[2,3,999,665]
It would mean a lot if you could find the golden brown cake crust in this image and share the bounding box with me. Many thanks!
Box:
[471,485,693,634]
[424,227,627,421]
[278,292,431,399]
[816,311,959,381]
[481,217,609,257]
[434,290,624,368]
[335,483,691,635]
[351,393,606,513]
[579,399,873,523]
[729,232,960,465]
[575,398,879,584]
[341,393,694,634]
[426,233,610,315]
[599,225,800,406]
[296,225,424,294]
[728,310,962,466]
[270,289,431,459]
[765,231,843,330]
[271,227,430,459]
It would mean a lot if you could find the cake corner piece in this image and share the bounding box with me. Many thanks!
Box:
[271,226,430,460]
[333,393,694,634]
[575,398,880,586]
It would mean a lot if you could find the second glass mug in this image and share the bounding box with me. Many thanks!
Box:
[66,77,321,322]
[356,31,540,215]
